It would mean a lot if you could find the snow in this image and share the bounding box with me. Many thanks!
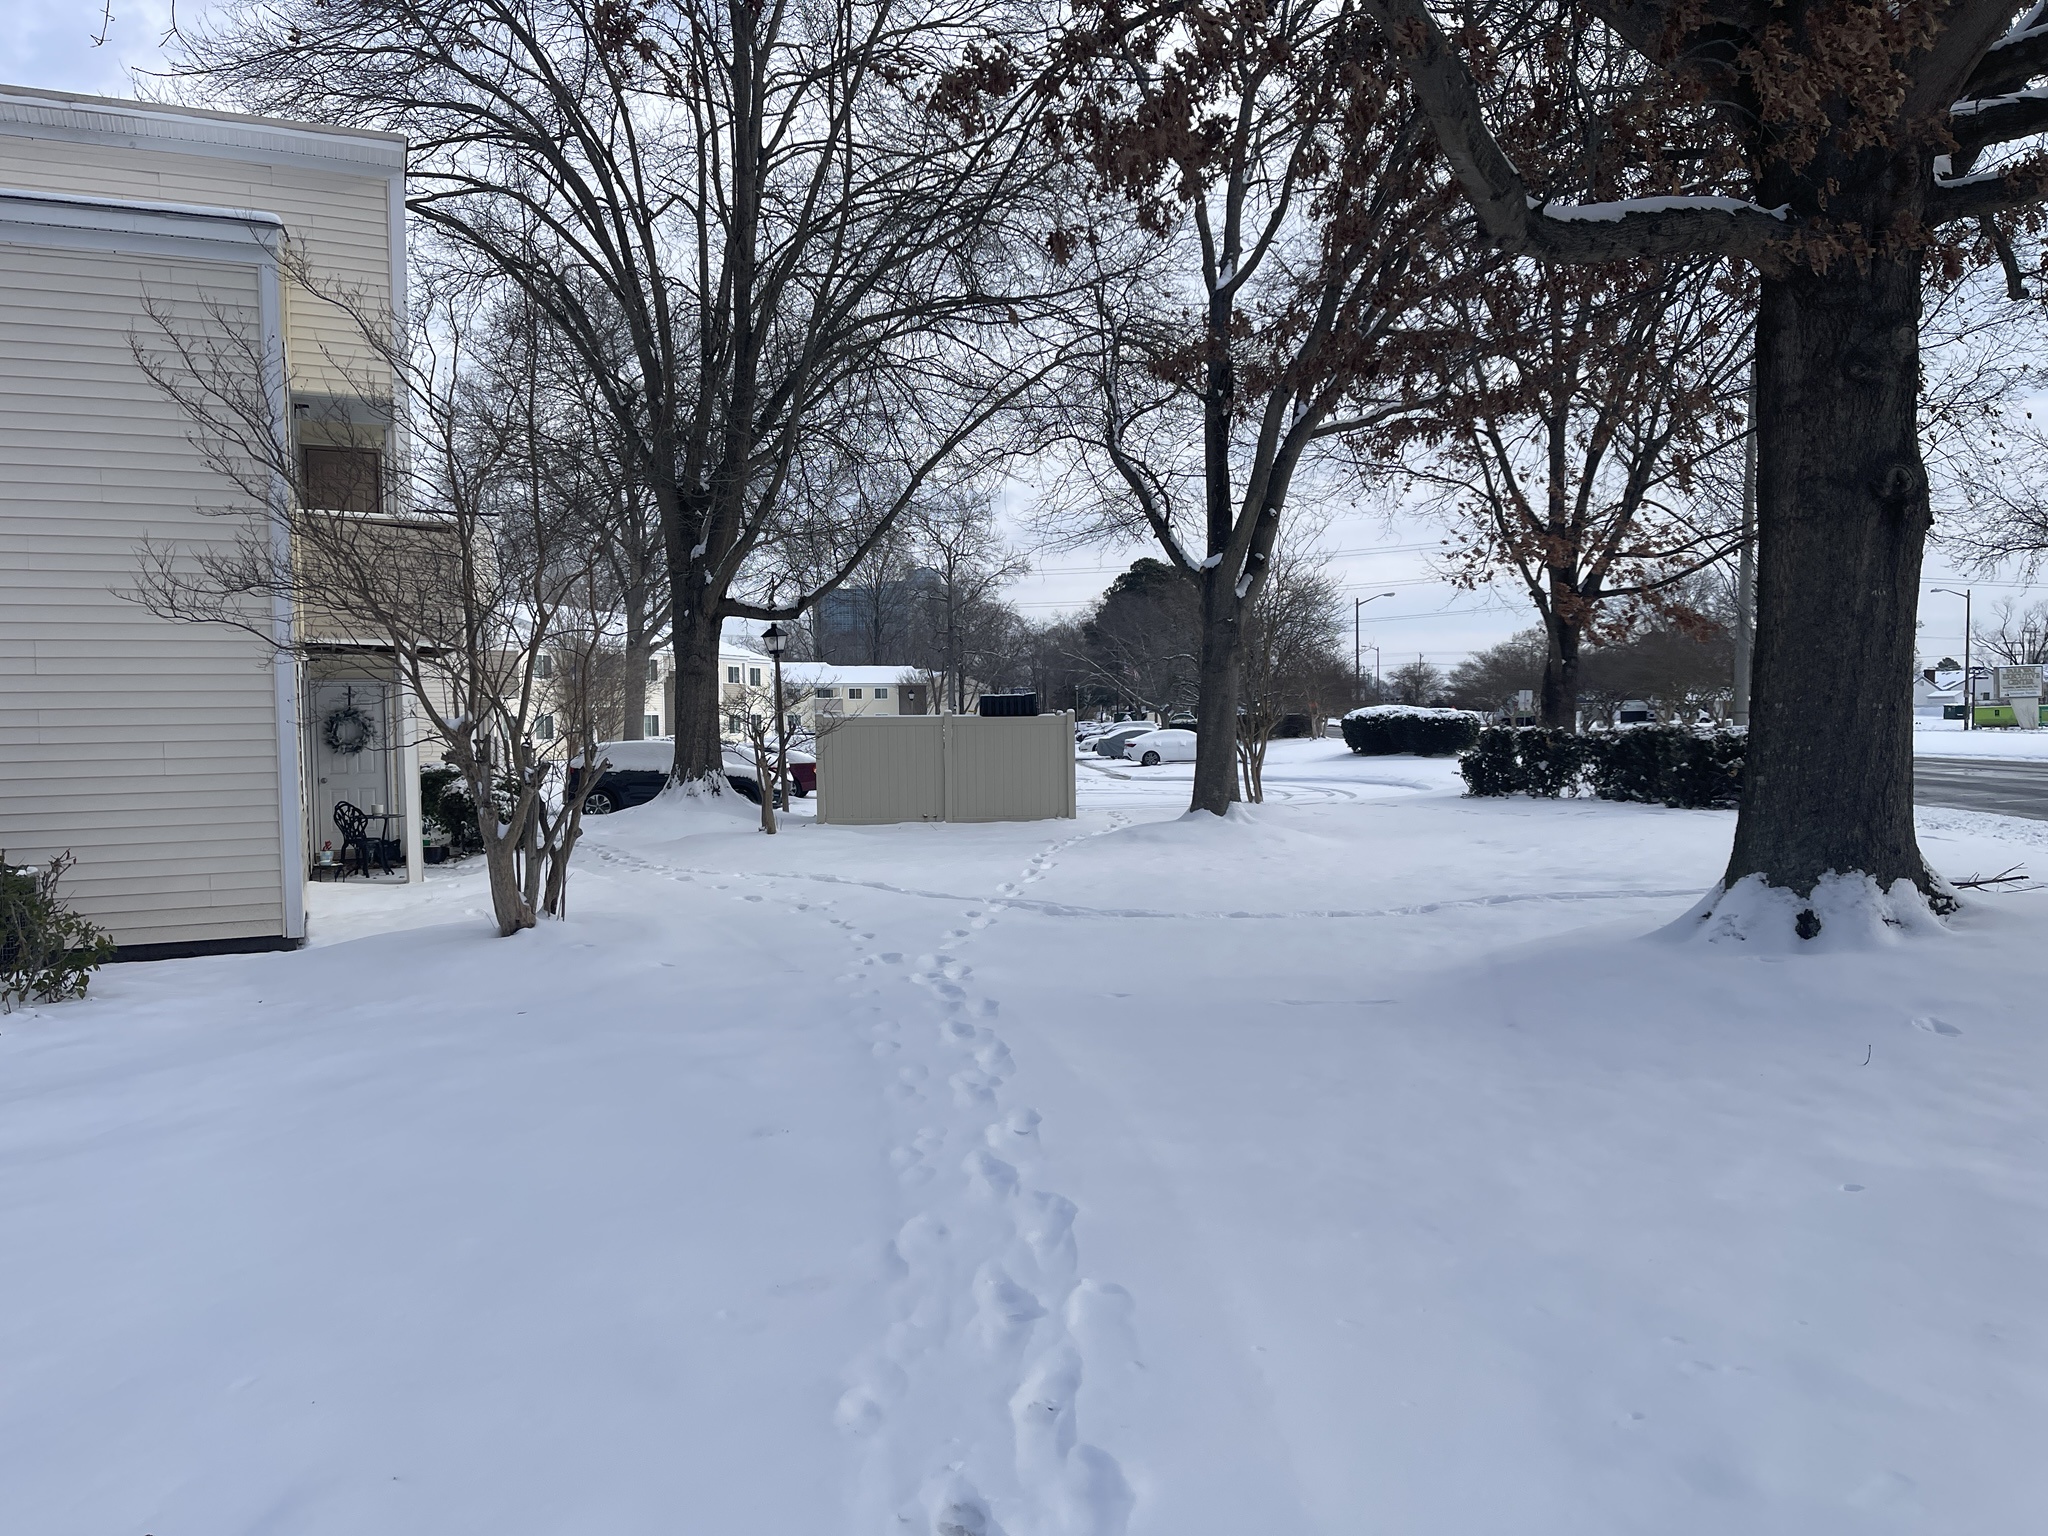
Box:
[4,739,2047,1532]
[1914,718,2048,759]
[1342,702,1483,720]
[1537,195,1790,223]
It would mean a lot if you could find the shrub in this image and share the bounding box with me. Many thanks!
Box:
[419,765,484,855]
[2,852,116,1012]
[1458,727,1587,797]
[1461,724,1744,808]
[1342,705,1483,757]
[1586,726,1744,808]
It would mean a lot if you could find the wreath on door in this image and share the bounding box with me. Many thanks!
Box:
[322,689,379,756]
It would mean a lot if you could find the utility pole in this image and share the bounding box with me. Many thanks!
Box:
[1733,363,1756,729]
[1353,591,1396,703]
[1932,588,1974,729]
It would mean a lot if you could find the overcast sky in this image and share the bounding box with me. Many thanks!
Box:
[2,0,2032,669]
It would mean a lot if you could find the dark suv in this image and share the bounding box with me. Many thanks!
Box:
[569,740,815,813]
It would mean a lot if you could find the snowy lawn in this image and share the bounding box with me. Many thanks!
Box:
[3,738,2045,1535]
[1914,717,2048,759]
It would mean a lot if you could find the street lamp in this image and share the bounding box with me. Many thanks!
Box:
[1354,592,1396,701]
[762,622,791,804]
[1931,588,1973,731]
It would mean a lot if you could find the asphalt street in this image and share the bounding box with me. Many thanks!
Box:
[1915,755,2048,821]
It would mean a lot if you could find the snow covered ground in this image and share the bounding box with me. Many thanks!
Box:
[1914,717,2048,758]
[4,739,2046,1534]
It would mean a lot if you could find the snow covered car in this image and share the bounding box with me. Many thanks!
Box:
[1122,727,1197,766]
[1092,724,1161,759]
[569,740,800,813]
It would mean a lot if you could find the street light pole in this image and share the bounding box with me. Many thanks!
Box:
[1734,361,1757,729]
[1932,588,1973,731]
[763,623,790,804]
[1353,591,1397,702]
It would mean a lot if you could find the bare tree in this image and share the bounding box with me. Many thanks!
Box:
[129,273,609,936]
[1235,545,1346,801]
[1040,0,1460,815]
[1360,0,2048,926]
[905,489,1033,712]
[1387,658,1446,706]
[1077,558,1204,719]
[1411,256,1750,727]
[1972,597,2048,665]
[175,0,1065,792]
[1446,628,1548,714]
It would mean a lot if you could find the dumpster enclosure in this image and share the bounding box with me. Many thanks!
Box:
[815,712,1078,825]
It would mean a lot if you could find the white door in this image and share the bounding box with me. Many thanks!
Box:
[309,681,393,862]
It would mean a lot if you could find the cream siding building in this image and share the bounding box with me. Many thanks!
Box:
[0,86,408,954]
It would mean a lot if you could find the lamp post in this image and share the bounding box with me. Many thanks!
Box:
[1354,592,1396,703]
[1932,588,1973,730]
[762,622,790,804]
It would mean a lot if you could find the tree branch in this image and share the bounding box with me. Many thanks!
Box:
[1950,88,2048,154]
[1927,157,2048,222]
[1357,0,1795,265]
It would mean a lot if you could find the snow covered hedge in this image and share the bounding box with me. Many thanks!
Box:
[1341,705,1483,757]
[1462,725,1745,808]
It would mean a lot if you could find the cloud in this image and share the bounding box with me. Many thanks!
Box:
[1,0,196,99]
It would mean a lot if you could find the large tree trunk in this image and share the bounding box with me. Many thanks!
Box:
[1190,567,1243,816]
[668,600,727,786]
[1540,611,1580,729]
[1723,256,1938,905]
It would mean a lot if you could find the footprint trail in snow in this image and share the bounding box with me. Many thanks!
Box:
[586,822,1140,1534]
[838,824,1137,1536]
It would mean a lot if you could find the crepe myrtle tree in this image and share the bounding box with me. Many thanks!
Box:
[1039,0,1463,816]
[1361,0,2048,928]
[175,0,1065,794]
[129,280,610,937]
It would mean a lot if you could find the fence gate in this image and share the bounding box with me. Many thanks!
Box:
[816,713,1076,825]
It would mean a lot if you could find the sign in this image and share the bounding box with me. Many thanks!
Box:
[1997,665,2043,696]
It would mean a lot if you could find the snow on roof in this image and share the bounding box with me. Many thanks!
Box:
[778,663,923,688]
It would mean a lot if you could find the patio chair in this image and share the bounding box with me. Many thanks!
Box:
[332,800,378,877]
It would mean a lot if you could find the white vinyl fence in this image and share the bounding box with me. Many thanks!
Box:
[815,713,1077,825]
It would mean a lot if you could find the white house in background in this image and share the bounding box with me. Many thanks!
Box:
[0,85,410,956]
[726,660,932,740]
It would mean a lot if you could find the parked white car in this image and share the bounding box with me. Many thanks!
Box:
[1122,728,1197,765]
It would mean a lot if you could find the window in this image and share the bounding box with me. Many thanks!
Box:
[727,666,742,683]
[300,445,382,514]
[874,687,889,700]
[786,714,801,736]
[647,661,660,681]
[728,713,746,734]
[536,655,554,680]
[749,667,762,686]
[814,687,836,699]
[847,687,863,700]
[535,713,555,741]
[644,714,661,735]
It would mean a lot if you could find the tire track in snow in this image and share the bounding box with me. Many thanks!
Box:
[839,817,1137,1536]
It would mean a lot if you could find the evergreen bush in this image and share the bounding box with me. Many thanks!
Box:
[2,852,116,1012]
[1341,706,1483,757]
[419,765,484,855]
[1461,725,1744,808]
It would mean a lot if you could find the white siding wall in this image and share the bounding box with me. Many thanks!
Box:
[0,95,399,398]
[0,242,287,946]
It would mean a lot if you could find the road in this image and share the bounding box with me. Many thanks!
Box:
[1915,755,2048,820]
